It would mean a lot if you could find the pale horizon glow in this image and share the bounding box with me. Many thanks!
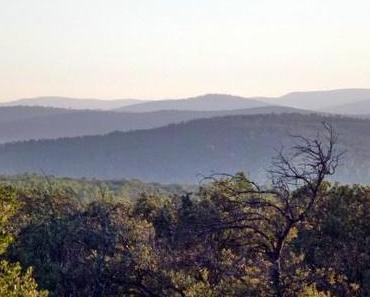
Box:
[1,0,370,101]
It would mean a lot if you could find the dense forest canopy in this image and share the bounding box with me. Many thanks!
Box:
[0,125,369,297]
[0,174,193,204]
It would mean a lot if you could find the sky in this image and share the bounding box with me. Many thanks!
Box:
[1,0,370,101]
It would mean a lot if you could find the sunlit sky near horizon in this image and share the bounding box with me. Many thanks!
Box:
[1,0,370,101]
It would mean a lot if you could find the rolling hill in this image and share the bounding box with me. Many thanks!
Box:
[116,89,370,112]
[259,88,370,110]
[1,96,145,110]
[322,99,370,115]
[0,113,368,184]
[0,105,307,143]
[3,89,370,113]
[0,106,76,123]
[117,94,270,112]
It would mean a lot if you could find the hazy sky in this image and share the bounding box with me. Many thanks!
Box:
[1,0,370,101]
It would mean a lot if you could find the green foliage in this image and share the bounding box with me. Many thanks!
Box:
[295,184,370,297]
[0,261,48,297]
[0,185,47,296]
[1,174,370,296]
[298,285,332,297]
[0,186,17,254]
[0,174,193,204]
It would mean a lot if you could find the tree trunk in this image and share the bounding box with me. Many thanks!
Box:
[271,256,283,297]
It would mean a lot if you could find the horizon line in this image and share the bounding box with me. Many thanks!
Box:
[2,87,370,103]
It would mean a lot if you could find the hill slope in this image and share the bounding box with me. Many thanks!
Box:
[117,94,270,112]
[0,106,306,143]
[0,106,76,123]
[4,89,370,112]
[0,113,368,184]
[117,89,370,112]
[322,99,370,115]
[2,96,144,110]
[263,89,370,110]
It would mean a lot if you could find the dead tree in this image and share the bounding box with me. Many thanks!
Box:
[198,123,342,297]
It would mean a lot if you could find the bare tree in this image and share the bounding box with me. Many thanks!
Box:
[197,123,342,297]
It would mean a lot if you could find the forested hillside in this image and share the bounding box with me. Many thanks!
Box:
[0,106,306,143]
[1,129,370,297]
[0,113,369,184]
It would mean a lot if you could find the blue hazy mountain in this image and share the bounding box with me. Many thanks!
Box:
[0,113,368,185]
[0,105,307,143]
[117,94,270,112]
[1,96,145,110]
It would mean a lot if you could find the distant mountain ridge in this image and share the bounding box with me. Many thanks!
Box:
[0,106,76,123]
[3,89,370,112]
[265,88,370,110]
[117,94,270,112]
[0,113,369,185]
[116,89,370,112]
[0,105,308,143]
[322,99,370,115]
[1,96,145,110]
